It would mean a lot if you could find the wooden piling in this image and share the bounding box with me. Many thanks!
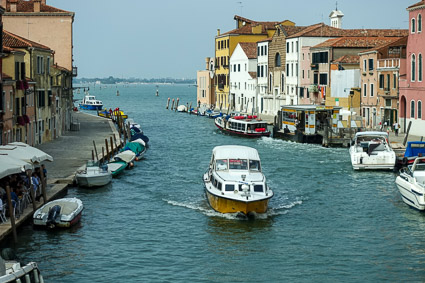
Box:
[166,98,170,109]
[93,141,99,161]
[102,147,105,162]
[113,135,118,153]
[105,139,110,161]
[40,166,47,205]
[171,99,175,111]
[92,150,95,161]
[6,185,17,243]
[27,170,36,211]
[175,98,180,112]
[189,103,192,114]
[403,121,412,146]
[110,136,114,156]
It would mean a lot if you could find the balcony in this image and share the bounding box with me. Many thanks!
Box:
[310,64,318,70]
[308,84,319,93]
[218,84,224,90]
[378,58,400,69]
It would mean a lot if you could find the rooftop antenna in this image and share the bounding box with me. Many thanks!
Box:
[237,1,243,16]
[336,1,338,10]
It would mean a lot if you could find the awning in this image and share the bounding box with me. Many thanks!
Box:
[0,142,53,164]
[0,155,32,179]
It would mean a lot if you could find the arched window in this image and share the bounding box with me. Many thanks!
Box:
[412,18,416,33]
[418,101,422,119]
[419,53,423,82]
[275,53,281,67]
[412,54,416,81]
[419,14,423,32]
[411,100,416,118]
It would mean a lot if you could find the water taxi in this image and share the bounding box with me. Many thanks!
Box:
[215,115,270,138]
[349,131,396,170]
[79,93,103,110]
[203,145,273,216]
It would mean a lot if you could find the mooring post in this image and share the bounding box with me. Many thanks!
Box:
[175,98,180,112]
[105,139,110,161]
[171,99,175,110]
[110,136,114,156]
[93,140,99,161]
[6,185,17,243]
[166,98,170,109]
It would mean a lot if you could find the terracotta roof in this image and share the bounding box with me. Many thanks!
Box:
[5,0,71,13]
[334,55,360,64]
[312,37,403,49]
[248,72,257,79]
[360,36,408,54]
[287,23,408,38]
[257,37,272,43]
[407,0,425,10]
[239,42,257,59]
[52,64,70,72]
[3,29,52,50]
[279,25,309,37]
[220,15,280,37]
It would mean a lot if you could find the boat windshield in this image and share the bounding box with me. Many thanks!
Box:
[216,159,228,170]
[415,163,425,171]
[229,159,248,170]
[249,160,261,171]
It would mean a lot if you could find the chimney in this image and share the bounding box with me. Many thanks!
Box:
[0,0,6,10]
[217,29,220,36]
[41,0,46,4]
[34,0,41,12]
[10,0,17,12]
[205,57,210,70]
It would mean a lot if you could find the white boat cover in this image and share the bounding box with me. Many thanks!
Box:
[107,162,124,172]
[132,138,146,147]
[114,150,136,163]
[212,145,260,161]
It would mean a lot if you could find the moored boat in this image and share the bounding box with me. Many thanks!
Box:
[79,93,103,110]
[0,258,44,283]
[75,160,112,187]
[349,131,396,170]
[397,141,425,166]
[98,108,128,119]
[33,197,83,228]
[108,150,136,177]
[215,115,270,138]
[203,145,273,216]
[395,156,425,210]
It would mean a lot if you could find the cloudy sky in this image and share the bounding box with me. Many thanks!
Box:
[51,0,411,79]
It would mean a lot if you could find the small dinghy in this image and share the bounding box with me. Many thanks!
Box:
[33,198,83,228]
[108,150,136,177]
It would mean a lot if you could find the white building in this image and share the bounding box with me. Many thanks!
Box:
[257,38,271,114]
[229,42,258,113]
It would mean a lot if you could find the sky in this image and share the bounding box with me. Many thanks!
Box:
[50,0,412,79]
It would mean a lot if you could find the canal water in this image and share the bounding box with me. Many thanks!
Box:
[7,84,425,282]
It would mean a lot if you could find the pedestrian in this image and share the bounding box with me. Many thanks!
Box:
[394,121,399,136]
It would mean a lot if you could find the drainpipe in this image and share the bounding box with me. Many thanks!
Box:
[29,47,38,145]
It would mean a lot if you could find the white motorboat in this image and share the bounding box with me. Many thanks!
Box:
[203,145,273,216]
[214,115,271,138]
[75,160,112,187]
[349,131,396,170]
[33,198,83,228]
[0,257,44,283]
[396,157,425,210]
[79,93,103,110]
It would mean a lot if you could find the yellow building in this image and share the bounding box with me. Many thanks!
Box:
[3,30,55,145]
[214,16,295,110]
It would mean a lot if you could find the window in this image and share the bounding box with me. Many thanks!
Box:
[261,46,264,56]
[412,54,416,81]
[319,73,327,85]
[38,90,45,107]
[363,84,367,97]
[225,184,235,192]
[393,74,397,89]
[265,46,267,56]
[257,46,260,56]
[296,63,298,76]
[296,41,298,52]
[312,52,328,64]
[291,64,293,77]
[291,42,294,53]
[363,59,367,72]
[419,14,423,32]
[253,185,263,192]
[275,53,281,67]
[286,64,289,76]
[368,58,374,71]
[15,62,19,80]
[302,70,305,79]
[379,74,384,89]
[313,73,318,85]
[412,17,416,33]
[249,160,261,171]
[419,101,422,119]
[370,83,374,97]
[386,74,390,90]
[216,159,228,170]
[269,74,272,92]
[411,100,415,118]
[419,54,423,82]
[20,62,26,80]
[238,64,240,72]
[286,42,289,53]
[47,57,50,75]
[281,74,284,92]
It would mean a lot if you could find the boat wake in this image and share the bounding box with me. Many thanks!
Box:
[163,198,303,220]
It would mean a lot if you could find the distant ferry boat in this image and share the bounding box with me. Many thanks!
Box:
[79,93,103,110]
[215,115,271,138]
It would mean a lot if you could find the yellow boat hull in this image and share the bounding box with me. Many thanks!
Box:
[205,189,271,214]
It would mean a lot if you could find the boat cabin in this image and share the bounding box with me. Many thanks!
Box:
[278,105,342,135]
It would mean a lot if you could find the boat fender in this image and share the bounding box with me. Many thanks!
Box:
[234,189,238,194]
[135,157,139,161]
[129,162,134,168]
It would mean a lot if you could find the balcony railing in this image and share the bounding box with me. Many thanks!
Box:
[218,84,224,90]
[378,58,400,69]
[72,66,78,77]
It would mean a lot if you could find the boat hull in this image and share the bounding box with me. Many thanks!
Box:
[76,173,112,187]
[215,121,271,138]
[33,198,84,228]
[204,188,271,214]
[396,176,425,210]
[79,104,103,110]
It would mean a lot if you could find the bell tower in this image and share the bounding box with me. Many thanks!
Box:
[329,2,344,29]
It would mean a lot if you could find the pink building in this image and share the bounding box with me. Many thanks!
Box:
[400,1,425,135]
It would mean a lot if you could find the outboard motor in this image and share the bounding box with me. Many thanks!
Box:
[46,205,61,228]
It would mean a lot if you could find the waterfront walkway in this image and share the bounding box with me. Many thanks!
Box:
[0,111,118,243]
